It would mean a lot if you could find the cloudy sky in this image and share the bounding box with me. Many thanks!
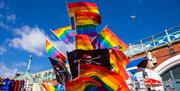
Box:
[0,0,180,77]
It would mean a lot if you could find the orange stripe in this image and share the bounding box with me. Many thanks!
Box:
[68,2,97,8]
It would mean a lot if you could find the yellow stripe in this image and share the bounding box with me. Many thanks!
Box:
[54,26,71,36]
[69,9,99,17]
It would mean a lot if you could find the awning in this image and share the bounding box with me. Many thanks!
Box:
[126,57,146,73]
[144,78,162,87]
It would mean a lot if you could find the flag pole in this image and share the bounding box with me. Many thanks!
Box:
[46,37,67,57]
[47,32,73,78]
[49,29,73,51]
[103,24,108,31]
[65,1,76,50]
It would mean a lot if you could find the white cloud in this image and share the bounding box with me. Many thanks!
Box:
[12,62,27,68]
[52,40,75,55]
[0,22,9,30]
[0,46,6,55]
[7,14,16,23]
[0,62,18,78]
[9,25,47,56]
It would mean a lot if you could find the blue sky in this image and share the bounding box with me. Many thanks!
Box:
[0,0,180,77]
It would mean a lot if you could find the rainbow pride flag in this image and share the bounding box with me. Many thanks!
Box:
[65,76,103,91]
[75,12,101,26]
[67,2,100,38]
[42,83,55,91]
[46,39,66,63]
[80,64,130,91]
[67,2,99,18]
[92,26,128,51]
[74,12,101,38]
[110,48,130,80]
[53,26,74,44]
[75,34,94,50]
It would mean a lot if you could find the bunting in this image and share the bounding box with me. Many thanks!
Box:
[53,26,74,44]
[92,26,128,51]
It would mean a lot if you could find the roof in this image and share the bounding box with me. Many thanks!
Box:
[126,57,146,73]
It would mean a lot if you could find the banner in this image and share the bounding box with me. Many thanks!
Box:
[67,49,111,79]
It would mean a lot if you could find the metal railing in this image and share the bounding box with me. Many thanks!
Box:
[126,25,180,57]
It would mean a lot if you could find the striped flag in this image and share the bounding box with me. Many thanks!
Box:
[75,34,94,50]
[92,26,128,51]
[80,64,130,91]
[45,39,66,64]
[109,48,130,80]
[67,2,101,38]
[53,26,74,44]
[65,76,103,91]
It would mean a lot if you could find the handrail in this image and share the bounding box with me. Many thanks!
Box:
[126,25,180,57]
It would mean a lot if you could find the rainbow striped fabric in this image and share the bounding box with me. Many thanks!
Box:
[80,64,129,91]
[67,2,99,18]
[92,26,128,51]
[46,39,66,63]
[75,12,101,26]
[42,83,56,91]
[65,76,103,91]
[67,2,100,38]
[75,12,101,38]
[75,34,94,50]
[42,83,64,91]
[109,48,130,80]
[53,26,74,44]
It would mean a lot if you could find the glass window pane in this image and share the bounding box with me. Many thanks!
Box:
[161,70,171,81]
[172,65,180,79]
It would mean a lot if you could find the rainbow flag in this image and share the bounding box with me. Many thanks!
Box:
[65,76,103,91]
[42,83,56,91]
[46,39,66,63]
[53,26,74,44]
[67,2,99,18]
[75,12,101,26]
[92,26,128,51]
[67,2,100,38]
[75,34,94,50]
[80,64,130,91]
[109,48,130,80]
[75,12,101,38]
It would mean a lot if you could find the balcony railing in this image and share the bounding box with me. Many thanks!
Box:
[125,25,180,57]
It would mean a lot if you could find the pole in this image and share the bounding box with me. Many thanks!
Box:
[65,1,76,50]
[27,55,32,73]
[165,29,172,43]
[50,29,73,52]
